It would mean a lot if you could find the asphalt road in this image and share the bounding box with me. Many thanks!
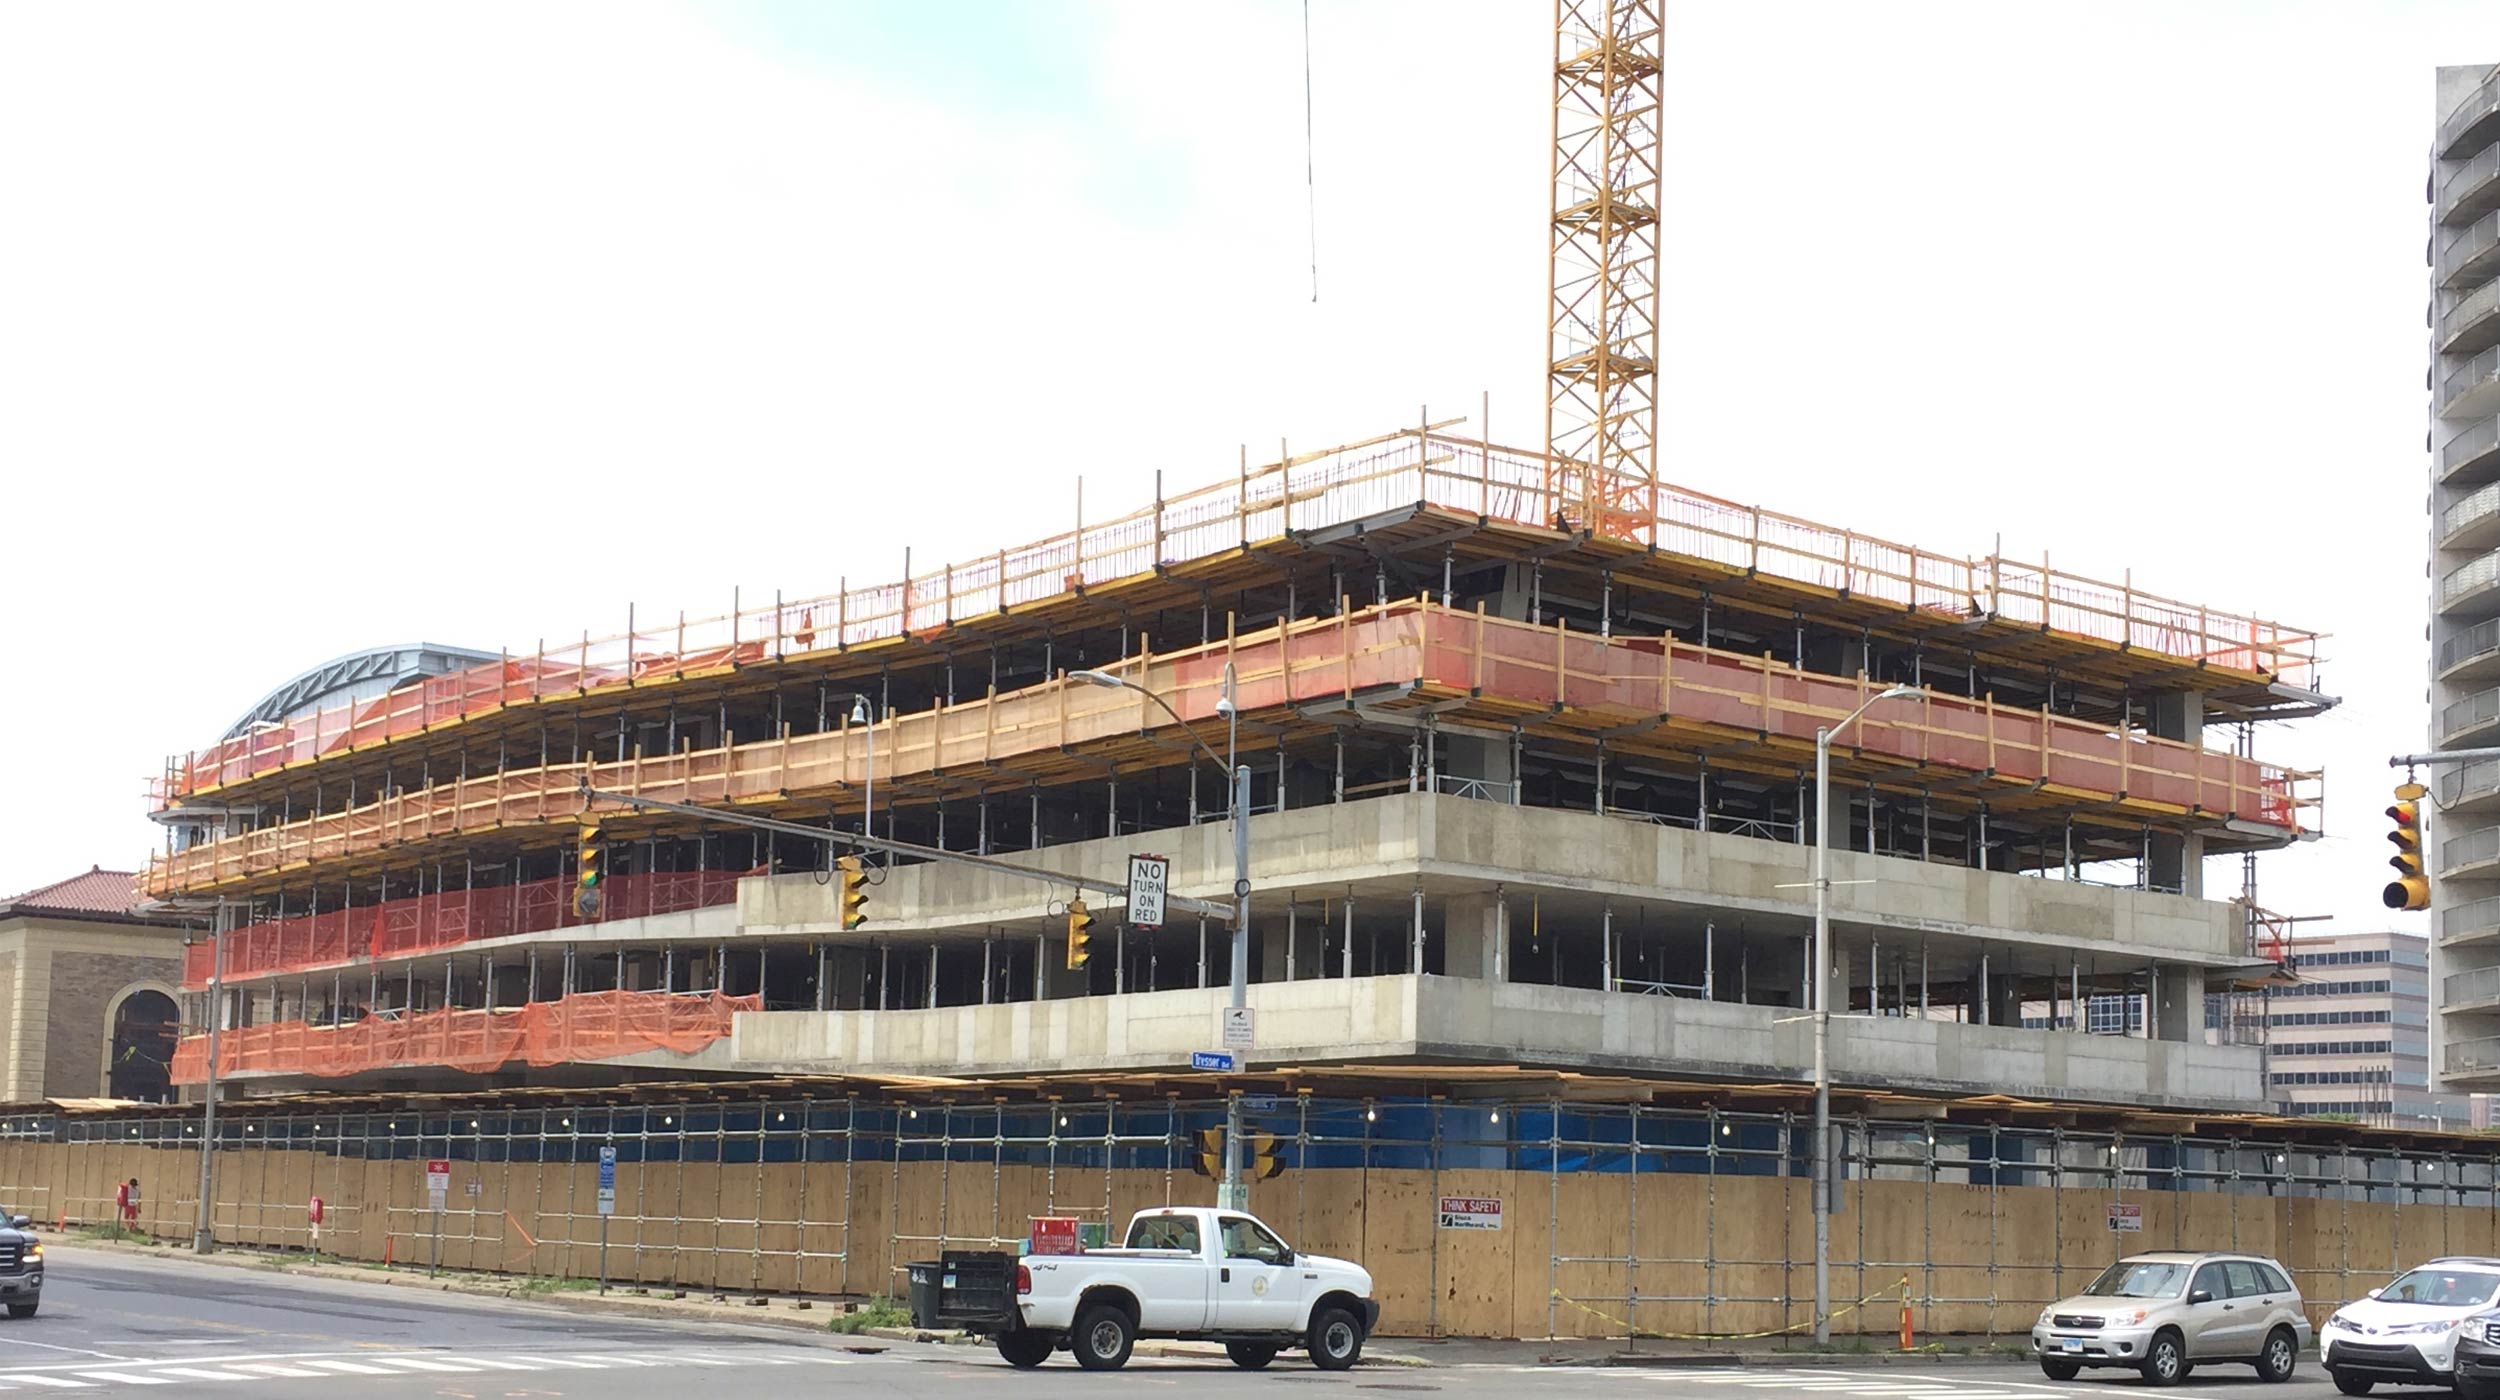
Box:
[0,1247,2397,1398]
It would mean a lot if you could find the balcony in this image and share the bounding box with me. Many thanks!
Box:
[2447,964,2500,1009]
[2444,823,2500,879]
[2442,215,2500,292]
[2441,757,2500,813]
[2447,483,2500,554]
[2444,280,2500,359]
[2441,67,2500,161]
[2446,419,2500,487]
[2446,1034,2500,1081]
[2443,687,2500,747]
[2441,617,2500,681]
[2441,549,2500,619]
[2444,144,2500,227]
[2441,347,2500,421]
[2445,892,2500,945]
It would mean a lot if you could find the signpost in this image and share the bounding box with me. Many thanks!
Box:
[425,1159,450,1278]
[2106,1202,2143,1233]
[1222,1006,1255,1052]
[1436,1196,1503,1231]
[1127,855,1169,930]
[597,1147,617,1292]
[1190,1051,1236,1072]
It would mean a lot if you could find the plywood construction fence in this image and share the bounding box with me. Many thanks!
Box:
[0,1097,2487,1340]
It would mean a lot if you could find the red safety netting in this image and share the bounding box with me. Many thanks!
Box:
[169,989,756,1082]
[183,868,754,990]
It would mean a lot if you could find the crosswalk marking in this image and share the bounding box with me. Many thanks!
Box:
[1641,1370,2071,1399]
[0,1346,888,1391]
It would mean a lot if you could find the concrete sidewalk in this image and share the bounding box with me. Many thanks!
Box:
[39,1235,2030,1369]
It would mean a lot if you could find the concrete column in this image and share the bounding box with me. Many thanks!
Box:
[1440,892,1504,981]
[830,946,868,1010]
[2154,962,2205,1042]
[2145,692,2205,898]
[1261,914,1289,983]
[1039,941,1089,999]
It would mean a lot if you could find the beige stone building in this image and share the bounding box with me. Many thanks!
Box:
[0,868,195,1102]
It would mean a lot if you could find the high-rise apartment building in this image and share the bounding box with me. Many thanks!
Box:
[2427,63,2500,1090]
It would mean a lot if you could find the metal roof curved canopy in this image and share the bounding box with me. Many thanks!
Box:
[225,643,499,740]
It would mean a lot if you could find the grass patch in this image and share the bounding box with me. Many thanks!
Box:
[72,1225,138,1243]
[827,1296,911,1334]
[517,1276,599,1294]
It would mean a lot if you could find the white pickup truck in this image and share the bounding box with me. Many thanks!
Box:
[986,1206,1379,1371]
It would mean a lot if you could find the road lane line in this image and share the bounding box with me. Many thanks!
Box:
[361,1357,484,1372]
[7,1378,97,1389]
[298,1359,400,1375]
[223,1364,330,1378]
[446,1356,545,1370]
[139,1368,259,1382]
[60,1374,173,1387]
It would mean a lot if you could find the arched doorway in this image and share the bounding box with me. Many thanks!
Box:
[108,990,178,1102]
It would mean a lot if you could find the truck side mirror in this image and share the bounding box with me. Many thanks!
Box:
[2187,1289,2214,1306]
[7,1216,24,1230]
[1278,1248,1294,1266]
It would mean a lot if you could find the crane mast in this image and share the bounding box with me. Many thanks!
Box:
[1543,0,1665,540]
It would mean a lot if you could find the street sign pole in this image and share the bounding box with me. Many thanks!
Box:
[597,1146,617,1294]
[425,1158,450,1279]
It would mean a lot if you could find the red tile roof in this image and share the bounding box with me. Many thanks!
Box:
[1,866,139,916]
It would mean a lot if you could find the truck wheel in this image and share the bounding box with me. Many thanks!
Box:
[996,1329,1055,1369]
[2332,1373,2375,1396]
[1307,1305,1364,1371]
[1225,1341,1279,1369]
[4,1303,31,1320]
[2039,1358,2080,1381]
[1073,1304,1134,1371]
[2255,1326,2297,1383]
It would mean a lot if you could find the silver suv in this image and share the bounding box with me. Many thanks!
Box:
[2031,1251,2312,1385]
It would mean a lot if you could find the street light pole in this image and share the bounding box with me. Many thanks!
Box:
[1071,663,1250,1209]
[851,695,875,841]
[193,897,229,1253]
[1812,683,1917,1343]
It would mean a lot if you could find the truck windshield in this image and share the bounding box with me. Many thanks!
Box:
[2082,1261,2187,1298]
[2380,1267,2500,1307]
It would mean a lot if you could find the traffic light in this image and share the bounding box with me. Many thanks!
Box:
[1065,897,1094,969]
[1186,1127,1223,1177]
[574,819,605,919]
[837,854,869,930]
[2386,781,2430,912]
[1249,1133,1286,1181]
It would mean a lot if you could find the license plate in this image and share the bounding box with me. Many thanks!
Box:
[2060,1338,2083,1353]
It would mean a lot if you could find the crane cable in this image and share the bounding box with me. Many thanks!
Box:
[1303,0,1319,303]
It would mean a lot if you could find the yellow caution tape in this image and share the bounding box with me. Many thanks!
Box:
[1549,1274,1912,1343]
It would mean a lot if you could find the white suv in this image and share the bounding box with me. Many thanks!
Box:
[2323,1257,2500,1395]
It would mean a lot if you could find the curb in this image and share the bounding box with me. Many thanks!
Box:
[857,1325,1433,1368]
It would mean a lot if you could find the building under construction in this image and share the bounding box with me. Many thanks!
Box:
[107,3,2364,1334]
[145,413,2328,1109]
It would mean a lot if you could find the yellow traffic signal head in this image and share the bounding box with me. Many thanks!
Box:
[1065,897,1094,969]
[1251,1133,1286,1180]
[837,854,869,931]
[1188,1127,1222,1177]
[2384,781,2430,912]
[574,819,606,918]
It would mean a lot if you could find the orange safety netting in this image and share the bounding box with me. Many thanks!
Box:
[182,867,754,990]
[152,428,2321,803]
[149,596,2316,900]
[169,989,755,1083]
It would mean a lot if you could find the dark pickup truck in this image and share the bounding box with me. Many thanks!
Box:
[0,1215,40,1318]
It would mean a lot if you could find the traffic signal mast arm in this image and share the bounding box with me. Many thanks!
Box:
[576,784,1236,922]
[2390,749,2500,767]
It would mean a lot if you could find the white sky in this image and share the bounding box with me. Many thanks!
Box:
[1,0,2493,937]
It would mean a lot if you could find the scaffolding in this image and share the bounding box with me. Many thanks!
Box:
[146,596,2319,901]
[152,426,2324,806]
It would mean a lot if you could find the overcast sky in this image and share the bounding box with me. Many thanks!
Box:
[2,1,2494,937]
